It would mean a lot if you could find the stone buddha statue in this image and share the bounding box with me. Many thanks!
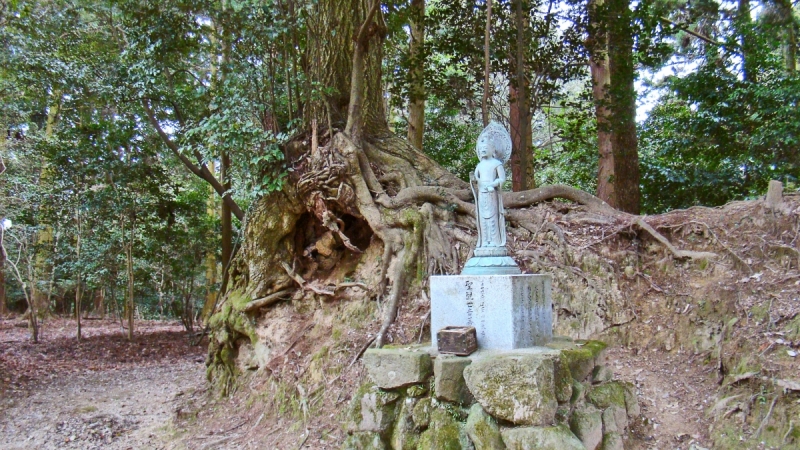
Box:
[463,122,520,275]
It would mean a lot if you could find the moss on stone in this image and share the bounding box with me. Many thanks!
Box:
[570,380,587,405]
[390,397,420,450]
[587,382,626,410]
[500,424,585,450]
[406,384,428,398]
[341,432,386,450]
[569,403,602,450]
[560,348,596,383]
[600,431,623,450]
[412,397,432,430]
[553,357,573,404]
[417,407,467,450]
[465,404,505,450]
[346,382,401,437]
[463,354,557,426]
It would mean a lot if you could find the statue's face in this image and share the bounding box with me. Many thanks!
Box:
[477,135,493,158]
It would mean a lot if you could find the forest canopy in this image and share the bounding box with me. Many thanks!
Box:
[0,0,798,334]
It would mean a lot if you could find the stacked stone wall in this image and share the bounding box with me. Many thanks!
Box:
[343,339,641,450]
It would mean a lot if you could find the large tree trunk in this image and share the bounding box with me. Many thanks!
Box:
[509,0,533,192]
[607,0,640,214]
[406,0,425,150]
[589,0,640,214]
[588,0,615,206]
[305,0,387,134]
[509,87,534,191]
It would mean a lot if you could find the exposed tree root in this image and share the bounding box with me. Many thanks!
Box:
[633,218,718,261]
[243,289,294,312]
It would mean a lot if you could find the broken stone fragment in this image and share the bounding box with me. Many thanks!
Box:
[434,355,474,405]
[463,354,557,426]
[569,403,603,450]
[500,424,585,450]
[465,404,505,450]
[362,348,432,389]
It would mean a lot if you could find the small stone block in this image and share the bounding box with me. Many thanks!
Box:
[363,349,432,389]
[437,326,478,356]
[430,274,553,350]
[433,355,473,405]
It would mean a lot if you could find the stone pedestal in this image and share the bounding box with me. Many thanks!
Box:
[430,274,553,350]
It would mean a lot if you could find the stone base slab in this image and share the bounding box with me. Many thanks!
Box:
[430,274,553,350]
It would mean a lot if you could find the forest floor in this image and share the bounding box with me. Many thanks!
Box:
[0,318,723,450]
[0,318,206,450]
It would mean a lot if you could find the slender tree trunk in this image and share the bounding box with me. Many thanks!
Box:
[32,92,62,318]
[738,0,757,82]
[126,216,134,341]
[200,162,218,322]
[406,0,425,150]
[221,153,233,271]
[0,158,5,316]
[775,0,796,74]
[607,0,640,214]
[510,0,533,191]
[99,288,105,320]
[75,211,82,341]
[588,0,615,206]
[482,0,493,127]
[0,242,5,316]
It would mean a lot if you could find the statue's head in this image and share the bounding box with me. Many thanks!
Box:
[477,134,495,159]
[475,121,512,163]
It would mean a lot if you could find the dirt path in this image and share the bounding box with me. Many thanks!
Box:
[0,318,206,450]
[608,346,716,450]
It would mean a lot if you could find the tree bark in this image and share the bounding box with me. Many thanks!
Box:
[221,152,233,271]
[607,0,640,214]
[738,0,757,82]
[306,0,386,134]
[482,0,493,127]
[75,211,82,342]
[509,87,534,191]
[509,0,533,191]
[0,242,5,316]
[406,0,425,151]
[588,0,615,206]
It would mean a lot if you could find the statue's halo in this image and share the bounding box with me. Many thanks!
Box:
[475,121,512,163]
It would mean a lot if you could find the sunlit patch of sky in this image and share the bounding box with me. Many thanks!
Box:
[636,57,700,122]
